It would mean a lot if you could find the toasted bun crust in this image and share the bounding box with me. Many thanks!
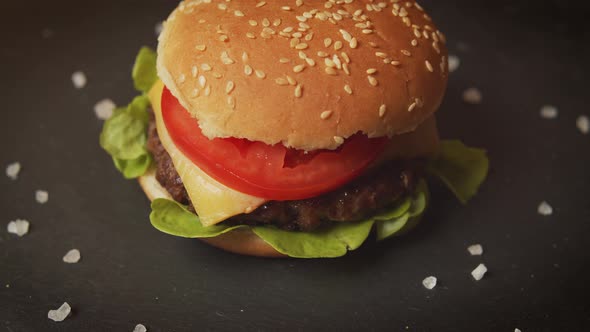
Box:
[158,0,448,150]
[138,169,285,257]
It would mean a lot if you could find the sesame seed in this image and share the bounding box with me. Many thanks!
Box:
[305,32,314,41]
[344,85,352,95]
[366,68,377,74]
[286,75,297,85]
[425,60,434,72]
[273,19,282,26]
[201,63,212,71]
[262,18,270,27]
[244,65,253,76]
[255,70,266,79]
[339,29,352,41]
[305,58,316,66]
[296,0,303,6]
[218,3,227,10]
[225,81,235,94]
[401,49,411,56]
[317,51,328,57]
[320,110,333,120]
[379,104,387,117]
[195,44,207,51]
[219,35,229,42]
[432,41,441,54]
[334,41,343,50]
[369,41,378,48]
[204,85,211,96]
[190,88,200,98]
[298,51,307,59]
[246,32,256,39]
[212,72,222,79]
[375,52,387,58]
[221,51,235,64]
[294,84,302,98]
[295,43,309,50]
[198,75,207,87]
[367,75,378,86]
[333,136,344,144]
[234,10,244,17]
[324,38,332,47]
[411,39,418,47]
[362,29,373,34]
[242,52,249,62]
[341,52,350,64]
[413,29,422,38]
[408,102,417,112]
[281,6,292,11]
[325,67,338,75]
[249,20,258,26]
[325,58,336,68]
[279,58,290,63]
[422,30,430,39]
[275,77,289,86]
[178,73,186,84]
[191,66,198,78]
[227,96,236,109]
[349,38,358,49]
[256,1,266,7]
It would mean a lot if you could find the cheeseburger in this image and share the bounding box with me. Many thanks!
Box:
[100,0,488,258]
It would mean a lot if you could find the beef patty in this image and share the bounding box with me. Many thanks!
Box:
[147,113,418,231]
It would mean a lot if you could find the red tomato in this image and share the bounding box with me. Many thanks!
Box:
[161,87,388,201]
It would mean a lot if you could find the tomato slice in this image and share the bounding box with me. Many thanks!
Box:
[161,87,388,200]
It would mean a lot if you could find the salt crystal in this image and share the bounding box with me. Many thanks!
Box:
[471,263,488,281]
[462,88,482,104]
[35,190,49,204]
[448,55,460,73]
[47,302,71,322]
[155,21,164,36]
[6,162,21,180]
[63,249,81,264]
[94,99,116,120]
[540,105,558,119]
[72,71,87,89]
[7,219,30,237]
[467,244,483,256]
[537,201,553,216]
[422,276,437,290]
[577,115,589,134]
[134,324,148,332]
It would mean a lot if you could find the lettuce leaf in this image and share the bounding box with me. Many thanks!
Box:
[427,140,489,204]
[132,47,158,93]
[149,181,429,258]
[100,47,158,179]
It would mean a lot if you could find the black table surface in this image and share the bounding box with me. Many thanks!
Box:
[1,0,589,331]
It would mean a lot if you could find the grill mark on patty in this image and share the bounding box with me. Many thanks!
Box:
[146,111,417,231]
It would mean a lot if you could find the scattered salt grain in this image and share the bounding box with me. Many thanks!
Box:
[155,21,164,36]
[7,219,29,237]
[134,324,147,332]
[48,302,71,322]
[448,55,460,73]
[35,190,49,204]
[467,244,483,256]
[94,99,116,120]
[540,105,558,119]
[471,263,488,281]
[537,201,553,216]
[422,276,437,290]
[6,162,21,180]
[462,87,482,104]
[577,115,589,134]
[72,71,87,89]
[63,249,81,264]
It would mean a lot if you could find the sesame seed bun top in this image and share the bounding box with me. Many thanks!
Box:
[157,0,448,151]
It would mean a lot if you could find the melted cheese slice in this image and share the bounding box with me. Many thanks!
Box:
[148,81,267,226]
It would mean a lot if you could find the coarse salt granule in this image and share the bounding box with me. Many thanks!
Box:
[134,323,148,332]
[462,87,482,104]
[94,99,116,120]
[577,115,589,134]
[537,201,553,216]
[467,244,483,256]
[540,105,558,119]
[63,249,81,264]
[7,219,29,237]
[35,190,49,204]
[48,302,71,322]
[448,55,460,73]
[71,71,87,89]
[5,162,21,180]
[471,263,487,281]
[422,276,437,290]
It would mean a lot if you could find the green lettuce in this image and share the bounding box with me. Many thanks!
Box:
[100,47,158,179]
[427,140,489,204]
[149,181,429,258]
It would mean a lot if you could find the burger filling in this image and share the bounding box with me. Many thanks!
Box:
[147,111,419,231]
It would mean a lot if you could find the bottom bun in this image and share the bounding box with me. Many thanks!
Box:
[138,169,285,257]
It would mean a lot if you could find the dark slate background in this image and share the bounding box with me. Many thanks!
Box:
[1,0,589,331]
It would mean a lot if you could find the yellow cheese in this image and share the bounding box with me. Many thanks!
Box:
[148,81,267,226]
